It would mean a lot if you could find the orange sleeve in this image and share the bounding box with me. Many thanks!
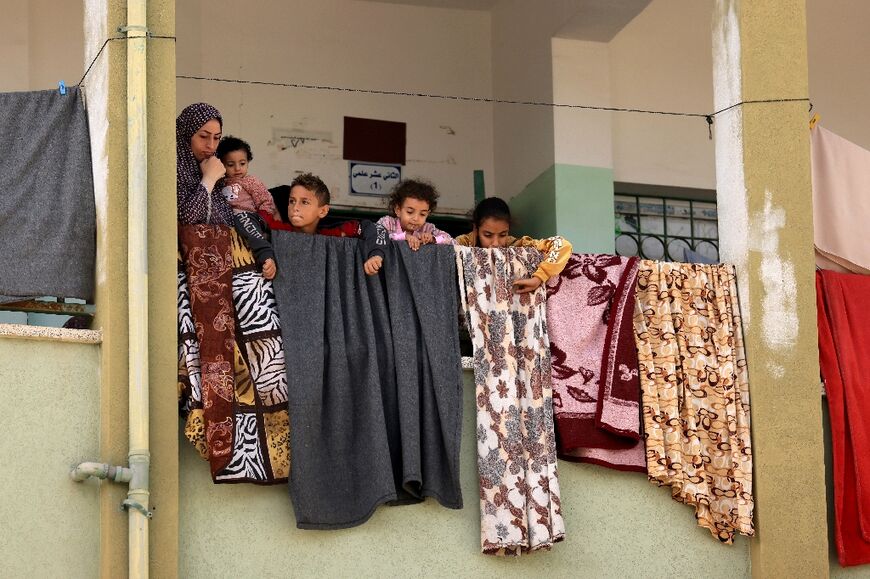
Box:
[454,232,475,247]
[513,236,573,283]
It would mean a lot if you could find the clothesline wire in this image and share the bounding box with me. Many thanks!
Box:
[178,74,810,123]
[176,74,710,118]
[79,35,811,129]
[78,34,176,87]
[708,97,810,117]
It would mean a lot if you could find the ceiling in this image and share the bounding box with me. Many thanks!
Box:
[365,0,497,10]
[363,0,651,41]
[556,0,652,42]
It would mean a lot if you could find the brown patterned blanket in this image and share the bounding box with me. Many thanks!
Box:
[178,225,289,484]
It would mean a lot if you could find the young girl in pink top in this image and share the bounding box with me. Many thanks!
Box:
[377,179,454,250]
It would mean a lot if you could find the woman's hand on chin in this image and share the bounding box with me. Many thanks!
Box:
[200,156,226,191]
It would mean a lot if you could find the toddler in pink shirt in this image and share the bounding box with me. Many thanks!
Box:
[216,136,280,280]
[217,136,280,220]
[377,179,453,251]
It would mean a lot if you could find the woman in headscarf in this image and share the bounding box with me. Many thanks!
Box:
[177,103,237,479]
[176,102,233,225]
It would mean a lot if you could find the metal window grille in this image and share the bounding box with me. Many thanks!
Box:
[615,194,719,262]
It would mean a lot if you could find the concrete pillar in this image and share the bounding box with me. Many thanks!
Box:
[87,0,177,576]
[712,2,828,577]
[551,37,615,253]
[505,35,617,252]
[146,1,179,577]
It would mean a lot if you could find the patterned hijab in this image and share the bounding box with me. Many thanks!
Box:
[176,103,223,221]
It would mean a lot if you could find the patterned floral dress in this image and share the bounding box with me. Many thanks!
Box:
[455,246,565,555]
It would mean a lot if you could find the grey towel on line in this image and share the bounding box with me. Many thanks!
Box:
[0,87,96,303]
[273,232,463,530]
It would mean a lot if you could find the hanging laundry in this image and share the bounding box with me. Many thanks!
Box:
[178,226,289,483]
[545,254,645,472]
[0,87,95,303]
[811,126,870,274]
[634,261,754,543]
[178,225,236,477]
[817,269,870,566]
[456,246,564,556]
[273,234,463,529]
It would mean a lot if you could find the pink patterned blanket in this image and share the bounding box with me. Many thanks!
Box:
[546,254,644,472]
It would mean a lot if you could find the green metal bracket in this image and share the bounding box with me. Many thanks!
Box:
[473,170,486,205]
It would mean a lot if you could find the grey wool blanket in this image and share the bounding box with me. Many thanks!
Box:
[273,232,464,529]
[0,87,96,303]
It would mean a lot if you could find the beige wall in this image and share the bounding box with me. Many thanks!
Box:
[179,370,749,578]
[0,0,84,92]
[0,339,100,579]
[0,1,31,90]
[807,0,870,150]
[177,0,494,213]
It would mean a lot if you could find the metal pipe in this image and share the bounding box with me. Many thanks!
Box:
[70,462,133,483]
[125,1,150,577]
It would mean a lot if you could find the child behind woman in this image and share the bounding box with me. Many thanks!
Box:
[456,197,573,294]
[216,136,281,279]
[377,179,454,250]
[261,173,387,276]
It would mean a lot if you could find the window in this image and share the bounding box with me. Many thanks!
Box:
[0,298,93,328]
[614,187,719,263]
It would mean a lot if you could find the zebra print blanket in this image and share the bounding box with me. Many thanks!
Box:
[178,225,290,484]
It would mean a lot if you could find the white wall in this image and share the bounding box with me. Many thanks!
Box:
[552,37,612,169]
[601,0,870,192]
[491,0,586,199]
[8,0,870,207]
[177,0,494,213]
[0,0,84,92]
[609,0,716,190]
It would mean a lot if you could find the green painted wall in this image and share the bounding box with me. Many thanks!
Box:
[179,371,749,578]
[0,339,100,579]
[555,164,615,254]
[508,166,557,239]
[508,164,615,254]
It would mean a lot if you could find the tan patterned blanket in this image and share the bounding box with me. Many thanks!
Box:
[634,261,754,542]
